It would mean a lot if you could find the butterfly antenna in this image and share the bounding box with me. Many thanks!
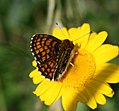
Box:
[73,31,92,42]
[55,23,69,39]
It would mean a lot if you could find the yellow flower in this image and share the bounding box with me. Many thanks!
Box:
[29,23,119,111]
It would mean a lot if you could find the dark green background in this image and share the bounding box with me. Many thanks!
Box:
[0,0,119,111]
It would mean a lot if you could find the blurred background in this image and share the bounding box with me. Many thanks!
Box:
[0,0,119,111]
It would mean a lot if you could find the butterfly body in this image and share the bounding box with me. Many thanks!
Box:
[54,39,74,80]
[30,34,75,80]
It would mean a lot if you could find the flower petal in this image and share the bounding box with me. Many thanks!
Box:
[95,63,119,83]
[78,89,89,103]
[68,27,80,41]
[86,85,106,105]
[32,60,37,67]
[95,93,106,105]
[62,88,78,111]
[93,44,119,65]
[85,89,97,109]
[52,27,69,40]
[78,86,97,109]
[29,69,39,78]
[89,80,114,97]
[29,69,45,84]
[33,80,52,96]
[77,23,90,48]
[43,82,63,105]
[32,75,45,84]
[85,31,107,52]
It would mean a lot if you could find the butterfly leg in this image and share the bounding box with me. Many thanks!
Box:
[70,62,74,67]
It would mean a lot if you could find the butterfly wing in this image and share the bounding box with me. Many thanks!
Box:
[30,34,62,80]
[37,59,57,80]
[30,34,62,64]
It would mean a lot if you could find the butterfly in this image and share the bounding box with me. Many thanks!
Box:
[30,34,77,81]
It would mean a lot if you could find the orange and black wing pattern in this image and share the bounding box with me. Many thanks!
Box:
[37,59,57,80]
[30,34,62,80]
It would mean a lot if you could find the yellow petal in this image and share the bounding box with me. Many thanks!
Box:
[89,80,114,97]
[62,88,78,111]
[52,27,69,40]
[85,31,107,52]
[87,85,106,105]
[78,87,97,109]
[68,27,80,41]
[95,63,119,83]
[95,93,106,105]
[61,27,70,39]
[93,44,119,65]
[78,89,89,103]
[29,69,40,78]
[33,80,52,96]
[77,23,90,48]
[44,82,63,105]
[83,88,97,109]
[29,69,45,84]
[79,23,90,38]
[40,82,57,101]
[32,60,37,67]
[32,75,45,84]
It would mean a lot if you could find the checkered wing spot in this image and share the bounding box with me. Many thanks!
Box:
[30,34,62,80]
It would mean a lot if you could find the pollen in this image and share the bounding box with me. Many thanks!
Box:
[60,49,96,89]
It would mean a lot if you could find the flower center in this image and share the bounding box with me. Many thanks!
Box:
[59,49,96,89]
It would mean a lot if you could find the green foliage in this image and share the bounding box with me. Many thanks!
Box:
[0,0,119,111]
